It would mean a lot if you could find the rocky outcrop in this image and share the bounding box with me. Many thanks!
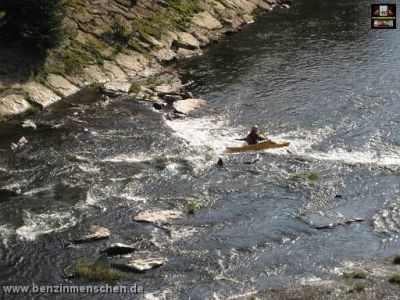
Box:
[299,211,365,230]
[0,0,283,117]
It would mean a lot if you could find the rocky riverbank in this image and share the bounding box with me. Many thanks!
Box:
[0,0,286,118]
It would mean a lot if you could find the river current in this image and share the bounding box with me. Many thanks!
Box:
[0,0,400,299]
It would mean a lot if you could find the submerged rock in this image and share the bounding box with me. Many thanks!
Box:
[133,210,183,224]
[99,243,138,257]
[73,226,110,243]
[11,137,28,150]
[173,98,205,114]
[300,211,364,230]
[22,120,37,130]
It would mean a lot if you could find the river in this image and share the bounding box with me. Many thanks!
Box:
[1,0,400,299]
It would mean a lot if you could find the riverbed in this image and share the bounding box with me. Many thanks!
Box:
[1,0,400,299]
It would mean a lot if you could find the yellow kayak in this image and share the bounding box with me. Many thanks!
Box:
[226,140,290,153]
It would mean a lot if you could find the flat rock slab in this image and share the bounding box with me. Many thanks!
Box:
[173,98,205,114]
[104,81,131,94]
[192,11,223,30]
[73,226,110,243]
[0,94,31,116]
[24,82,61,108]
[300,211,364,230]
[133,210,183,224]
[123,257,167,272]
[47,74,79,97]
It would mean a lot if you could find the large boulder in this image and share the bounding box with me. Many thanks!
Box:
[173,98,206,114]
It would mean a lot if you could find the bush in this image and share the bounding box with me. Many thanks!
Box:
[0,0,64,50]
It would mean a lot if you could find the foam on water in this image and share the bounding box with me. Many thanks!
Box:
[0,225,14,247]
[272,128,400,167]
[101,153,150,163]
[16,210,77,241]
[166,116,241,154]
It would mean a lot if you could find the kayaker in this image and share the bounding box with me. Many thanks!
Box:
[246,125,266,145]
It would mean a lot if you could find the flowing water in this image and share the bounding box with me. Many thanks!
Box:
[1,0,400,298]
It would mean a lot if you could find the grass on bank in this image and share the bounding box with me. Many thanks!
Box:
[75,260,123,283]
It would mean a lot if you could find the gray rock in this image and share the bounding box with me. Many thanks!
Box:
[121,257,167,272]
[191,11,223,30]
[300,211,364,230]
[11,137,28,150]
[99,243,138,256]
[173,98,205,114]
[133,210,183,224]
[73,226,110,243]
[173,32,200,50]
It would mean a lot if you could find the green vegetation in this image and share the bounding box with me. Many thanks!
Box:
[343,271,368,279]
[107,15,133,44]
[0,0,65,50]
[353,282,366,292]
[75,260,123,283]
[393,254,400,264]
[291,172,319,182]
[129,81,141,94]
[187,201,201,214]
[389,274,400,284]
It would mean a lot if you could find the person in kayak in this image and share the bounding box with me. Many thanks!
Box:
[246,125,266,145]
